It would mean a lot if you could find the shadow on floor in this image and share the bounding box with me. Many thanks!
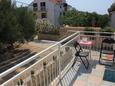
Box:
[57,58,99,86]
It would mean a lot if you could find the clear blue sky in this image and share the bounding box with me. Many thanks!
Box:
[66,0,114,14]
[18,0,115,14]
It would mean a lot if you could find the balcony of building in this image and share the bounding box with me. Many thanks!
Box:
[0,31,115,86]
[40,6,47,11]
[33,2,47,12]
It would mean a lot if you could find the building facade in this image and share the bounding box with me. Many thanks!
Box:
[108,2,115,28]
[28,0,67,26]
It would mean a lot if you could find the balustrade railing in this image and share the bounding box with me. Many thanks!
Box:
[0,31,115,86]
[80,31,115,51]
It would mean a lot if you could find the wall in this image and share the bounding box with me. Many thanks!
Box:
[110,11,115,28]
[28,0,65,26]
[61,26,101,32]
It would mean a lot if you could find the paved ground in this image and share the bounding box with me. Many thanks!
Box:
[19,40,57,53]
[57,51,115,86]
[1,42,115,86]
[15,40,57,72]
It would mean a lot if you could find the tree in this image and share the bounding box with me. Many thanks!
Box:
[59,10,110,28]
[16,7,36,42]
[0,0,36,49]
[0,0,22,48]
[97,14,110,28]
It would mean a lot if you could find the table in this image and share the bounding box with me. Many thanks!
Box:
[79,41,93,60]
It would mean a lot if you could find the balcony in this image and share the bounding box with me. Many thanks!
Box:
[0,31,115,86]
[33,7,38,12]
[40,6,47,11]
[33,3,38,12]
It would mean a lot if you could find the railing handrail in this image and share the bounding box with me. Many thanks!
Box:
[1,49,59,86]
[81,31,115,35]
[0,31,80,79]
[1,30,115,86]
[68,30,115,35]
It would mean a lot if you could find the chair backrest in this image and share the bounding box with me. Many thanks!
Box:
[101,38,115,51]
[100,38,115,57]
[73,41,82,53]
[102,38,115,44]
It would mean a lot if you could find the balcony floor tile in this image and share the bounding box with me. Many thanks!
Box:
[57,51,115,86]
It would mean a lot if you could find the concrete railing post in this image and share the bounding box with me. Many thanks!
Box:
[58,43,62,81]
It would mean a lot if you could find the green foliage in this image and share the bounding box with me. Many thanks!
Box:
[16,7,36,41]
[84,28,95,35]
[95,14,110,28]
[99,27,114,36]
[84,28,95,31]
[100,27,114,32]
[108,3,115,12]
[60,10,110,28]
[0,0,36,48]
[0,0,22,46]
[36,19,60,35]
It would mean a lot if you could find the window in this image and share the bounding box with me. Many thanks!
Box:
[41,13,47,18]
[40,2,46,6]
[33,3,38,11]
[33,3,37,7]
[40,2,46,11]
[63,3,68,11]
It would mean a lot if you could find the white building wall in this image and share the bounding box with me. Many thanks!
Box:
[53,4,63,26]
[28,0,66,26]
[111,11,115,28]
[47,2,55,25]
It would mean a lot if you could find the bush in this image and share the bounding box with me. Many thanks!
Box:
[36,19,60,35]
[84,28,95,35]
[100,27,114,32]
[100,27,114,36]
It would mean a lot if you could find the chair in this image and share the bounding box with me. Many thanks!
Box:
[72,41,90,69]
[99,38,115,66]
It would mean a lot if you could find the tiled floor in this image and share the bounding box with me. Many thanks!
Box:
[57,51,115,86]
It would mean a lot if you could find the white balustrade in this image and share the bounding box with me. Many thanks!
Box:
[0,31,115,86]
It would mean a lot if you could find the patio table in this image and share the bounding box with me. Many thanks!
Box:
[79,41,93,60]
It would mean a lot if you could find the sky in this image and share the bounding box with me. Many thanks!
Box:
[66,0,114,14]
[17,0,115,14]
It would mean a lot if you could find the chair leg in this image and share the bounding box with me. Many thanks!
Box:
[79,56,89,69]
[99,55,102,64]
[85,57,89,69]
